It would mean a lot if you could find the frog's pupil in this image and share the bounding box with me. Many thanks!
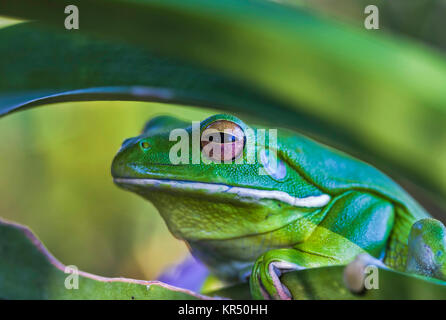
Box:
[220,132,236,143]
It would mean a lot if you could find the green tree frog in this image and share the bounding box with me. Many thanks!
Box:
[111,114,446,299]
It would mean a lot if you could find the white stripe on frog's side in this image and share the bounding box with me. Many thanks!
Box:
[114,178,331,208]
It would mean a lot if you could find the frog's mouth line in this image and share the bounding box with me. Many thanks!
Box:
[113,178,331,208]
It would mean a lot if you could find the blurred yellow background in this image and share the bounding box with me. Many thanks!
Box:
[0,101,214,280]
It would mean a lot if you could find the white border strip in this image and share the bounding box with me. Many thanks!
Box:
[114,178,331,208]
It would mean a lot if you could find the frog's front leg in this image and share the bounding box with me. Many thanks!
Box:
[406,218,446,280]
[250,248,338,300]
[250,191,395,300]
[250,248,306,300]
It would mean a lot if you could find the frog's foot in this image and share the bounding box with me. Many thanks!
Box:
[249,249,304,300]
[343,253,386,293]
[406,218,446,281]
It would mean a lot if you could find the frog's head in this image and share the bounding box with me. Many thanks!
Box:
[111,114,330,262]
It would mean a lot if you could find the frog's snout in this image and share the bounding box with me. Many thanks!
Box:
[111,136,140,179]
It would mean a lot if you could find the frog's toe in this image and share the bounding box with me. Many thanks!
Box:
[406,218,446,280]
[250,253,302,300]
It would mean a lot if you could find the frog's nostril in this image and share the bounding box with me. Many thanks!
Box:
[140,141,150,150]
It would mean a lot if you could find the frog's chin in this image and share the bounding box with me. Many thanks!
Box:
[113,177,331,208]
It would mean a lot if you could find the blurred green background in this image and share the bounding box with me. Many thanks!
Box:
[0,100,214,280]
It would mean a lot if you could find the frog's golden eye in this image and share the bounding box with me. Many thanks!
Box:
[201,120,245,162]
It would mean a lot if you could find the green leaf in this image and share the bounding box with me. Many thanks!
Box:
[210,258,446,300]
[0,218,213,299]
[1,1,446,210]
[0,22,289,119]
[282,259,446,300]
[0,21,324,146]
[3,207,446,300]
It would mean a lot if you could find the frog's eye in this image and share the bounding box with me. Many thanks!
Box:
[201,120,245,162]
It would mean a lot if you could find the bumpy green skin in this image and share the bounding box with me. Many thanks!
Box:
[111,114,446,299]
[406,218,446,281]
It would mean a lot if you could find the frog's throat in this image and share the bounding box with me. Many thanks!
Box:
[113,178,331,208]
